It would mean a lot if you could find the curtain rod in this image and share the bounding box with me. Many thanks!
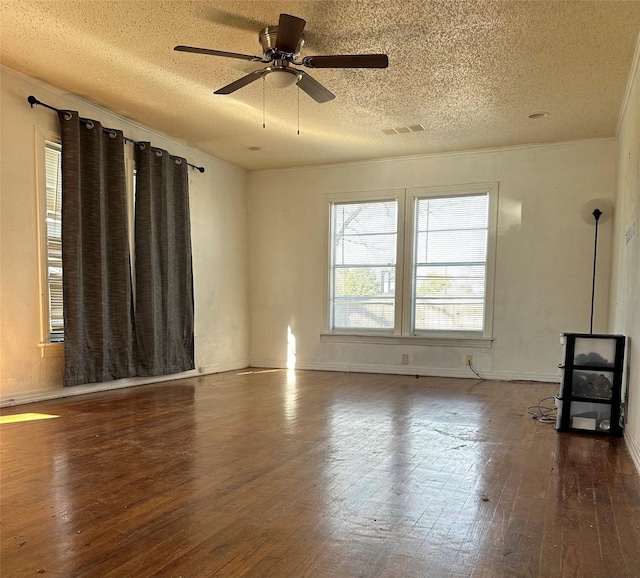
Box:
[27,96,205,173]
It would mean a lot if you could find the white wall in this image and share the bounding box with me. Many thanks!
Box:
[248,140,617,382]
[0,67,250,405]
[610,40,640,471]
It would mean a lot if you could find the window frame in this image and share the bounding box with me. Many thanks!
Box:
[325,189,406,337]
[323,182,498,348]
[35,130,138,352]
[35,128,64,355]
[404,183,498,341]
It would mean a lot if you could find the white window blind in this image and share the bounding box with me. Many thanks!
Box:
[413,194,489,332]
[331,200,398,330]
[44,141,64,341]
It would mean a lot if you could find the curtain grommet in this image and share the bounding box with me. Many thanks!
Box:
[175,158,182,165]
[155,150,163,157]
[109,130,117,139]
[63,111,73,121]
[85,120,95,130]
[138,143,146,150]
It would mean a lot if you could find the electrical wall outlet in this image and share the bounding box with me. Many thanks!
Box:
[402,353,409,365]
[465,355,473,366]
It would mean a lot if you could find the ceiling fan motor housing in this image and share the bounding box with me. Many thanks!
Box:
[259,26,305,61]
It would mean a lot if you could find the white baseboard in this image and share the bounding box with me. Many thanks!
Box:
[3,358,559,408]
[0,358,248,407]
[625,428,640,476]
[195,358,249,375]
[249,358,560,383]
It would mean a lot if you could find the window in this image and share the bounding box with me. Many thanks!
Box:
[43,141,64,342]
[327,183,497,343]
[330,199,398,330]
[412,193,488,332]
[37,137,137,345]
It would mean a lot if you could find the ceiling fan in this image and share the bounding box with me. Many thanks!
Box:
[175,13,389,103]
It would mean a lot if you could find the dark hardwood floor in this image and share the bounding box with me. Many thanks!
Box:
[2,369,639,577]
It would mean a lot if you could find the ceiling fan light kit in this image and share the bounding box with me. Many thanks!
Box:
[265,67,301,89]
[175,13,389,103]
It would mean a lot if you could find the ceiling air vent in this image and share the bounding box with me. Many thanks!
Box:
[382,124,425,135]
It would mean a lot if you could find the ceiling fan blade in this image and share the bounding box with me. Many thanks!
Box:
[275,13,306,53]
[200,8,265,33]
[303,54,389,69]
[297,71,335,104]
[175,45,262,62]
[214,69,268,95]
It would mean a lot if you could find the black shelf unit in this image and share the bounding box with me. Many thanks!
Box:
[556,333,625,436]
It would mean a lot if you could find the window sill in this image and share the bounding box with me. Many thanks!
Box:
[38,342,64,358]
[320,332,493,348]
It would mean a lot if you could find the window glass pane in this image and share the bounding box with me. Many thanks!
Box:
[331,200,397,330]
[415,265,486,298]
[334,201,397,234]
[416,229,488,264]
[45,142,64,341]
[414,300,485,331]
[334,233,397,266]
[414,194,488,332]
[416,195,488,230]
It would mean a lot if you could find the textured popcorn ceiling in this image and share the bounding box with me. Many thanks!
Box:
[1,1,639,171]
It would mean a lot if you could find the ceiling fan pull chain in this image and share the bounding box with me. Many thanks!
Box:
[262,76,266,129]
[297,86,300,135]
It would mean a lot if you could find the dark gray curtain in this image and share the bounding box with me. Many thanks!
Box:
[134,143,195,376]
[58,111,137,386]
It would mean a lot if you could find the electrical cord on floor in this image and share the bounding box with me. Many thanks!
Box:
[527,396,558,424]
[464,364,557,423]
[468,361,486,380]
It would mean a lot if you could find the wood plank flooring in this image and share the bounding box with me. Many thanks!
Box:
[2,369,640,577]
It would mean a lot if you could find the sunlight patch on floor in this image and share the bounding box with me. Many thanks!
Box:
[0,413,60,425]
